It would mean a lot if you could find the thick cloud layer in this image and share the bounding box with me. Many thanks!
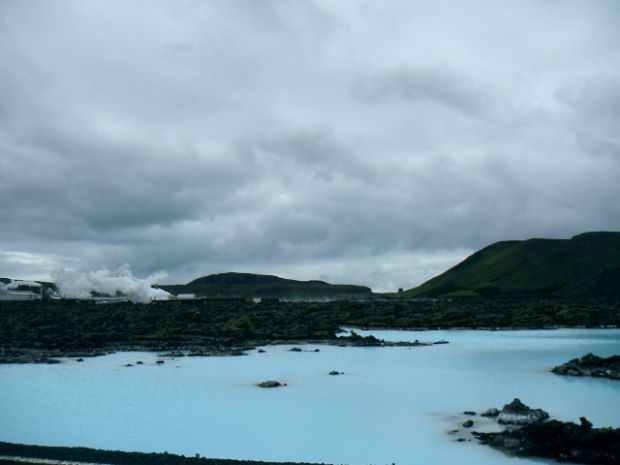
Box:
[1,0,619,291]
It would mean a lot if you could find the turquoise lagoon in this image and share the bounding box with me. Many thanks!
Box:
[1,328,619,465]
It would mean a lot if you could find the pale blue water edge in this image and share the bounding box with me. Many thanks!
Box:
[1,328,619,465]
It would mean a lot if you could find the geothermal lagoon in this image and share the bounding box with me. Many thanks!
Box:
[1,328,619,465]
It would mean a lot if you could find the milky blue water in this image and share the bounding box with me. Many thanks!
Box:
[1,328,619,465]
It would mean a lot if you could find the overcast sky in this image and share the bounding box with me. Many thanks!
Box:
[1,0,619,291]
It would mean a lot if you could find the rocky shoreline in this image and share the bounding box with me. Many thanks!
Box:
[452,399,620,464]
[552,353,620,380]
[0,332,448,364]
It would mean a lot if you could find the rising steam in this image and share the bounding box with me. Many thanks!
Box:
[0,280,42,291]
[53,264,170,303]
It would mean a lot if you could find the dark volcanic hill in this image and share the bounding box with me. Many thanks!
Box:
[159,272,372,299]
[406,232,620,297]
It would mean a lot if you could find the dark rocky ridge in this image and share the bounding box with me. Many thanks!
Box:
[1,297,617,364]
[0,330,440,364]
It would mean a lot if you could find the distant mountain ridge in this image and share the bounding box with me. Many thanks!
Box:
[4,232,619,300]
[159,272,372,298]
[406,232,620,297]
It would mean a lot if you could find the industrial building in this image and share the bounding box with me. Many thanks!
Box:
[0,289,43,301]
[0,280,44,301]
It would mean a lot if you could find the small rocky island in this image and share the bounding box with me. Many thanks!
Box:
[552,353,620,380]
[256,380,286,388]
[496,398,549,425]
[457,398,620,465]
[337,331,448,347]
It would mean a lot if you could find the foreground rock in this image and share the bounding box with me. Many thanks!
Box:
[552,353,620,380]
[473,417,620,465]
[459,399,620,464]
[0,441,333,465]
[497,398,549,425]
[256,380,285,388]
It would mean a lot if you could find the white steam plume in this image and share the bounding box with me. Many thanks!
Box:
[53,264,171,303]
[0,280,42,291]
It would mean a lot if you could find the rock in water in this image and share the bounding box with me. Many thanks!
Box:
[481,408,500,417]
[497,398,549,425]
[256,380,284,388]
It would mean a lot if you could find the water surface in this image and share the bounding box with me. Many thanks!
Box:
[1,328,619,465]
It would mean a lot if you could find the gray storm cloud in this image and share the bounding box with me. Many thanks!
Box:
[0,0,619,291]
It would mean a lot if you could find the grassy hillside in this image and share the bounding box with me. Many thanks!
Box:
[158,272,372,299]
[406,232,620,297]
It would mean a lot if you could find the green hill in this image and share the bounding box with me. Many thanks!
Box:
[159,272,372,299]
[406,232,620,297]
